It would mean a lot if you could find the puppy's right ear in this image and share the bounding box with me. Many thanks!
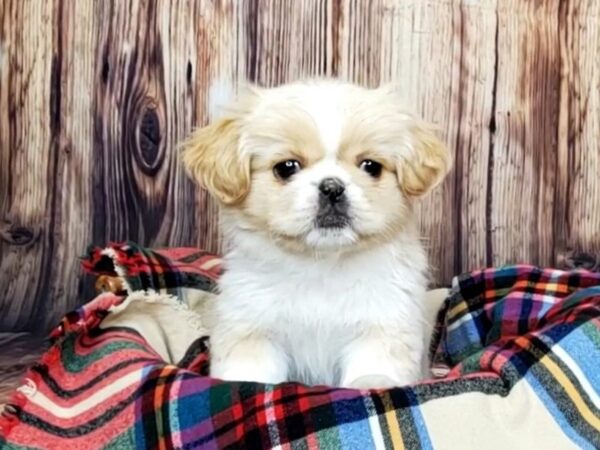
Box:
[182,85,263,205]
[182,117,250,205]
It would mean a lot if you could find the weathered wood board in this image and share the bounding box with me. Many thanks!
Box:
[1,0,599,331]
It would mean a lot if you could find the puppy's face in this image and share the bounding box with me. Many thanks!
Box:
[183,81,451,254]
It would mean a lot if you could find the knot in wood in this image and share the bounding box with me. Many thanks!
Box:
[563,251,600,271]
[0,224,36,246]
[134,100,164,176]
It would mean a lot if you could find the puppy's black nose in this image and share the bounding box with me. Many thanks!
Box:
[319,177,345,203]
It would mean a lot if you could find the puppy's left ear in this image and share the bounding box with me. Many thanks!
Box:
[398,123,451,197]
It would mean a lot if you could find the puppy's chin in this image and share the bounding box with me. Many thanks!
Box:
[305,227,358,250]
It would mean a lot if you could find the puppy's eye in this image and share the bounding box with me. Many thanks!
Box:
[273,160,302,180]
[359,159,383,178]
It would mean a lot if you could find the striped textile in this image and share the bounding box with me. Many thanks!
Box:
[1,243,599,449]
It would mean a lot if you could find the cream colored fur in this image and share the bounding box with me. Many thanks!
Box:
[183,79,451,388]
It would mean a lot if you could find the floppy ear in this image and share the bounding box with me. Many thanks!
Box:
[398,123,451,197]
[182,117,251,205]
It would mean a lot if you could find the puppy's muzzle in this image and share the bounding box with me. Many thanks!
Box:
[316,178,350,228]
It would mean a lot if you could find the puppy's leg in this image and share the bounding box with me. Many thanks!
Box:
[339,330,423,389]
[210,328,288,384]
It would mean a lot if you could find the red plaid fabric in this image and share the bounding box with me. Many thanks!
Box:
[1,244,599,449]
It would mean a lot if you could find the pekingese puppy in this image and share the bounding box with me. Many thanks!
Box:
[182,79,451,389]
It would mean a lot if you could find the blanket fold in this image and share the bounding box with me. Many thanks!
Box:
[1,243,599,449]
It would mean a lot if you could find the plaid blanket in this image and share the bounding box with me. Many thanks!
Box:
[1,242,599,449]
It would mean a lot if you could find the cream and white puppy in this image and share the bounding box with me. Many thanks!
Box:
[183,79,451,389]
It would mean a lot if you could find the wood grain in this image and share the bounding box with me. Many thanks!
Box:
[490,0,561,267]
[558,1,600,258]
[373,0,461,283]
[48,0,96,333]
[0,0,57,331]
[1,0,600,332]
[453,1,498,273]
[246,0,333,84]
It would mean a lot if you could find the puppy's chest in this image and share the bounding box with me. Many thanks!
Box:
[224,265,414,328]
[265,281,365,333]
[262,279,373,385]
[220,258,425,385]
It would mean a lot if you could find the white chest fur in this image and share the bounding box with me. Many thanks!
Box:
[208,229,430,387]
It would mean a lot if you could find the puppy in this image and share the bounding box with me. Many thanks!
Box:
[182,79,451,389]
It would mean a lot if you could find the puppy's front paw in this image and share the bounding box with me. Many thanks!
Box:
[213,360,285,385]
[210,333,288,384]
[345,374,398,390]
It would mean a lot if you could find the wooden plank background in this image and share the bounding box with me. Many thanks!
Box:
[1,0,599,332]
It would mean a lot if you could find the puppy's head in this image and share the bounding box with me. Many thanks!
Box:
[183,80,451,253]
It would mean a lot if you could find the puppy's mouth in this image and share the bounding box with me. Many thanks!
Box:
[314,202,352,229]
[283,200,357,251]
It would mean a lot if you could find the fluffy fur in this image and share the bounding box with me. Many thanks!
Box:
[182,79,451,389]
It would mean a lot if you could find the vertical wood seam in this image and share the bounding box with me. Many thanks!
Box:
[34,0,64,329]
[485,5,499,268]
[554,0,571,264]
[452,3,464,276]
